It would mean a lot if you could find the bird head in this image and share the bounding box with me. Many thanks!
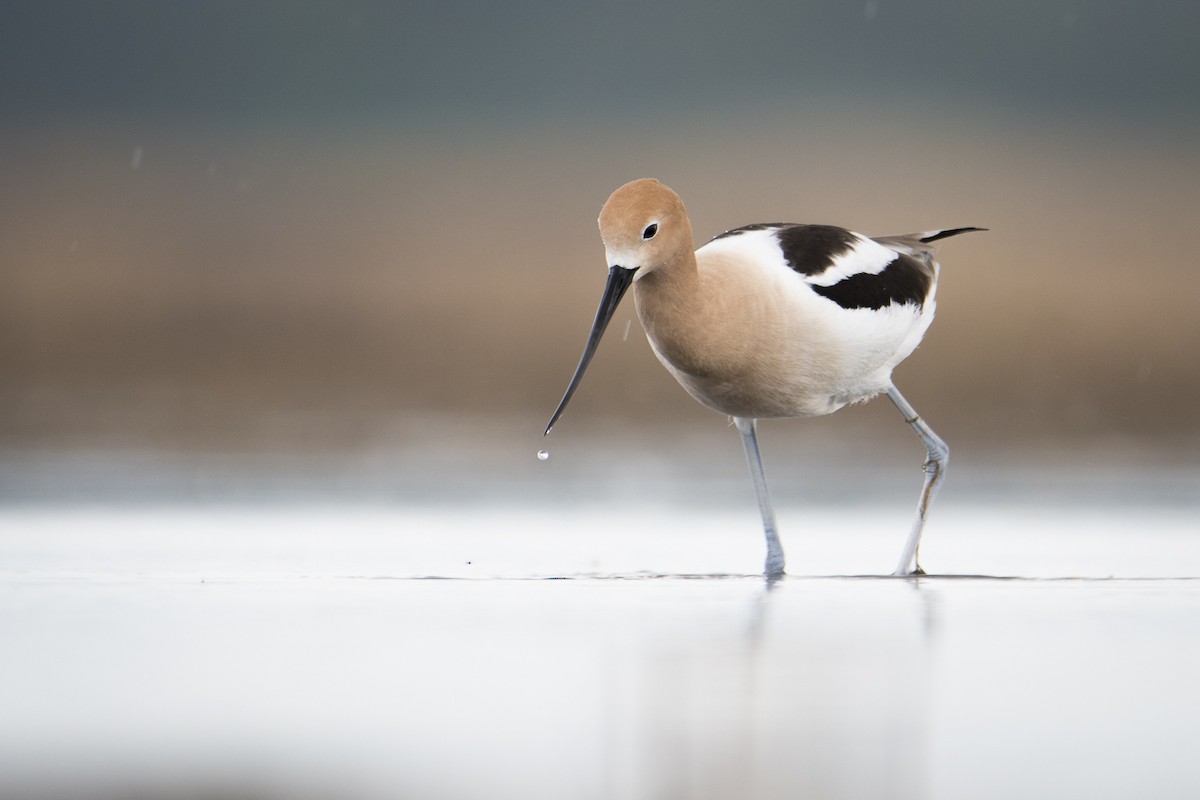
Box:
[544,178,692,434]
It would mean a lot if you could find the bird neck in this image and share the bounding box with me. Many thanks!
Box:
[632,252,716,376]
[634,250,701,309]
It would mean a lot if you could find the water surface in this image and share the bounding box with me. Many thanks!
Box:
[2,503,1198,799]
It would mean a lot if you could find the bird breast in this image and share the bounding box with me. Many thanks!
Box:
[634,259,827,418]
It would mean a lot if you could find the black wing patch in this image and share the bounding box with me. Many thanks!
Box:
[776,225,859,276]
[708,222,935,310]
[810,253,932,311]
[710,223,858,277]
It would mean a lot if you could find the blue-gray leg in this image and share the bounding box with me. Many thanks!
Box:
[886,386,949,576]
[734,417,786,577]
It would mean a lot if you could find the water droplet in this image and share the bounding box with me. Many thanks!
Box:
[537,450,550,461]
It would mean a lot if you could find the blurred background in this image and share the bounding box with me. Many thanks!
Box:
[2,0,1198,502]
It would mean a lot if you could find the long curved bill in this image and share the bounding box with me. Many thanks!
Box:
[545,265,638,435]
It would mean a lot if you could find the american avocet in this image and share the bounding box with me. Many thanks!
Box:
[546,178,982,577]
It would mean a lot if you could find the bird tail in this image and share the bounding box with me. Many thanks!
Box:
[872,227,985,256]
[916,227,987,244]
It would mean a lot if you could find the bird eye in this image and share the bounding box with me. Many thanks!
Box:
[642,223,659,240]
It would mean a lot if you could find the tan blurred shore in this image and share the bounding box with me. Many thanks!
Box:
[3,110,1198,460]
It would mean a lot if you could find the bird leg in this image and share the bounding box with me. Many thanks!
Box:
[885,386,948,576]
[734,417,786,577]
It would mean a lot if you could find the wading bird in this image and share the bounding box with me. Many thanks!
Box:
[545,178,982,577]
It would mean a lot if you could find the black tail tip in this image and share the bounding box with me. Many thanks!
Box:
[919,227,987,244]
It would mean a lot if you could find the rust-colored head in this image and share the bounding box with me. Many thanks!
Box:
[545,179,696,434]
[597,178,694,277]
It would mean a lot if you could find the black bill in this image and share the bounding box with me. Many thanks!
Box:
[544,265,638,434]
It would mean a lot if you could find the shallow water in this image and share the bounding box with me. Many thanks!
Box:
[2,503,1199,799]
